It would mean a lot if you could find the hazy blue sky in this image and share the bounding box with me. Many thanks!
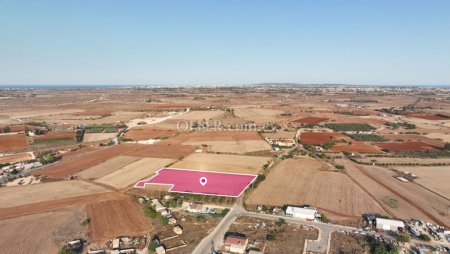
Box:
[0,0,449,85]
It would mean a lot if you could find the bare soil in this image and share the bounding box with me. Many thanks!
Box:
[0,134,29,152]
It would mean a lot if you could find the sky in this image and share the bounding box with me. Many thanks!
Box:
[0,0,449,86]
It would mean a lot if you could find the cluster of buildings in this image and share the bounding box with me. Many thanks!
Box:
[150,199,186,254]
[151,199,178,225]
[184,202,223,215]
[86,235,148,254]
[0,161,42,184]
[264,138,296,148]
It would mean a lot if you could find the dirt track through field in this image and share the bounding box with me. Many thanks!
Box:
[351,162,449,227]
[246,158,385,218]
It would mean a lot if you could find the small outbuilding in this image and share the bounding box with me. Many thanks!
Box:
[173,225,183,235]
[155,246,166,254]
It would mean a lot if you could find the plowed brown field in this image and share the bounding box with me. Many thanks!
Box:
[0,134,29,152]
[124,127,177,140]
[0,152,32,164]
[87,198,152,242]
[375,141,437,152]
[330,142,381,153]
[292,116,329,124]
[0,192,119,220]
[33,131,75,140]
[299,132,345,145]
[33,144,142,178]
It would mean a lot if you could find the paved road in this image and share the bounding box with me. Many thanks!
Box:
[192,198,247,254]
[192,201,356,254]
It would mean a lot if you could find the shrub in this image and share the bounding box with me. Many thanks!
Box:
[143,206,158,218]
[419,234,431,242]
[346,134,388,142]
[275,218,286,226]
[266,232,276,241]
[397,233,410,243]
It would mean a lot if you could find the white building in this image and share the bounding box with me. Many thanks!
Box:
[285,206,318,221]
[151,199,168,216]
[376,218,405,231]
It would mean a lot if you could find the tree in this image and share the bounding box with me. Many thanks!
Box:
[444,143,450,151]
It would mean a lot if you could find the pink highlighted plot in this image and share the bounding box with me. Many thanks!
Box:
[135,168,257,197]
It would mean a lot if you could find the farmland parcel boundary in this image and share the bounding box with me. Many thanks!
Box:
[134,167,257,197]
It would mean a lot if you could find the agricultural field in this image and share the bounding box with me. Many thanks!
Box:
[354,156,450,166]
[292,116,329,124]
[123,127,176,140]
[59,146,100,159]
[0,180,110,209]
[124,143,196,159]
[329,142,381,153]
[381,134,445,148]
[299,132,346,145]
[83,132,117,142]
[406,113,450,121]
[32,131,76,146]
[171,153,270,174]
[0,152,33,164]
[0,192,119,220]
[86,198,152,242]
[136,168,256,196]
[375,141,437,152]
[182,131,262,141]
[182,140,271,154]
[33,131,75,140]
[246,158,385,220]
[171,110,224,120]
[424,132,450,143]
[392,166,450,198]
[233,107,285,123]
[261,130,297,139]
[95,157,174,189]
[0,206,88,254]
[324,123,376,132]
[77,155,141,180]
[33,144,142,178]
[179,131,270,154]
[0,134,29,152]
[337,159,450,227]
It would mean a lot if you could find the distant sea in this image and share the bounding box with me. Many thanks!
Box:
[0,84,124,89]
